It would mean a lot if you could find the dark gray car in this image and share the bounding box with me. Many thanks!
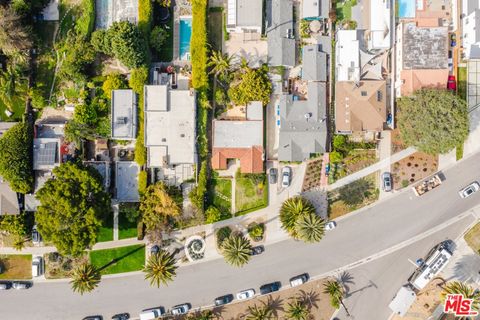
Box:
[269,168,277,184]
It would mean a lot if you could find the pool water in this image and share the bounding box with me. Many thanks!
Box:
[179,17,192,61]
[398,0,415,18]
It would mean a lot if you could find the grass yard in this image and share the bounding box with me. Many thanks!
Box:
[119,203,140,240]
[235,174,268,215]
[35,21,58,101]
[210,175,232,214]
[97,209,114,242]
[90,244,145,275]
[328,173,379,219]
[336,0,357,21]
[0,254,32,280]
[208,8,224,52]
[465,222,480,254]
[458,66,467,102]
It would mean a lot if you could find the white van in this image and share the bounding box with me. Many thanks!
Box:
[139,307,164,320]
[31,256,43,277]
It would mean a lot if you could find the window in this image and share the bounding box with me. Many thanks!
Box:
[162,138,166,142]
[377,90,383,101]
[361,91,367,96]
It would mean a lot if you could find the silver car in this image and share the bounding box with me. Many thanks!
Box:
[281,166,292,188]
[382,172,392,192]
[171,303,190,315]
[459,181,480,198]
[236,289,255,300]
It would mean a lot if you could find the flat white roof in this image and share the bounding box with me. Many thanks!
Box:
[336,30,360,82]
[144,86,196,167]
[213,120,263,148]
[111,89,137,140]
[370,0,391,50]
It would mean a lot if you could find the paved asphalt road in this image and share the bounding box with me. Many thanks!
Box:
[3,153,480,320]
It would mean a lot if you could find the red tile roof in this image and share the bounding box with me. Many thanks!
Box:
[211,146,264,173]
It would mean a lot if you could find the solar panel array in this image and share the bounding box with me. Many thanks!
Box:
[36,142,57,166]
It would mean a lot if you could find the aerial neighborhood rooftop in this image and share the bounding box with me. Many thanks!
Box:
[0,0,479,319]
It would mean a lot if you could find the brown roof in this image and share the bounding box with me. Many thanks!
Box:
[335,80,387,132]
[211,147,264,173]
[400,69,449,96]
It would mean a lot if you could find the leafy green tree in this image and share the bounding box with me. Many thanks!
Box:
[0,122,33,193]
[397,89,468,155]
[0,64,27,111]
[64,119,105,144]
[0,5,32,56]
[245,303,274,320]
[214,88,228,106]
[208,50,232,79]
[144,249,177,287]
[295,212,325,243]
[216,226,232,248]
[221,233,252,267]
[35,162,111,256]
[228,66,272,105]
[140,182,182,232]
[285,297,310,320]
[74,104,97,126]
[102,73,127,99]
[191,0,208,90]
[90,29,111,53]
[70,263,101,295]
[329,151,343,163]
[279,196,316,239]
[57,31,96,83]
[323,280,350,315]
[150,26,169,53]
[205,206,221,223]
[442,281,480,310]
[0,213,27,237]
[129,67,149,94]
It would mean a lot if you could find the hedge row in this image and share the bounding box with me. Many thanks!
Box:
[138,0,153,36]
[191,0,209,90]
[75,0,95,38]
[129,67,149,166]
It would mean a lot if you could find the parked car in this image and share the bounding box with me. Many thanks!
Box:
[150,245,160,255]
[259,282,281,295]
[458,181,480,198]
[83,316,103,320]
[111,313,129,320]
[0,281,12,290]
[250,245,265,256]
[12,281,30,290]
[139,307,165,320]
[447,75,457,91]
[214,294,234,306]
[450,33,456,46]
[290,273,309,287]
[236,289,255,300]
[325,221,337,231]
[171,304,191,315]
[32,225,41,244]
[269,168,278,184]
[382,172,392,192]
[281,166,292,188]
[32,256,43,277]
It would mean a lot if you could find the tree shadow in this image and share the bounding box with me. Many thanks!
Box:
[337,271,355,295]
[297,289,321,309]
[345,280,377,298]
[265,295,284,318]
[98,245,146,272]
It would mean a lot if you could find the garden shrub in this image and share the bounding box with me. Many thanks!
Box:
[191,0,208,90]
[205,206,221,224]
[150,26,169,53]
[216,226,231,248]
[138,0,153,36]
[102,73,127,99]
[248,222,264,240]
[228,66,272,105]
[75,0,95,38]
[138,170,148,195]
[129,67,149,166]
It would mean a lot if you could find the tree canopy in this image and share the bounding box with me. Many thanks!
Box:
[140,182,182,232]
[397,89,469,155]
[0,122,33,193]
[35,162,111,256]
[228,66,272,105]
[0,5,32,57]
[102,73,127,99]
[280,196,325,242]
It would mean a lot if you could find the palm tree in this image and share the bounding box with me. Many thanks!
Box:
[144,249,178,287]
[238,57,250,73]
[245,303,274,320]
[221,234,252,267]
[295,212,325,243]
[442,281,480,310]
[279,196,316,238]
[207,50,232,79]
[284,297,310,320]
[70,263,101,295]
[323,280,350,316]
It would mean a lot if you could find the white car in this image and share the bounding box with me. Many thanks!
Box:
[31,256,43,277]
[290,273,309,287]
[281,166,292,188]
[459,181,480,198]
[236,289,255,300]
[140,307,165,320]
[171,303,190,315]
[325,221,336,231]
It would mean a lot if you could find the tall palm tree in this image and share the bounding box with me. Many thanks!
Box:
[279,196,316,238]
[144,249,178,287]
[442,281,480,310]
[323,280,350,316]
[221,234,252,267]
[245,303,274,320]
[207,50,232,78]
[284,297,310,320]
[70,263,101,295]
[295,212,325,243]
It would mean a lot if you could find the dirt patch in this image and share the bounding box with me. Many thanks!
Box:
[391,152,438,190]
[213,278,336,320]
[44,252,88,279]
[302,158,323,192]
[391,128,407,153]
[391,279,444,320]
[0,254,32,280]
[464,222,480,254]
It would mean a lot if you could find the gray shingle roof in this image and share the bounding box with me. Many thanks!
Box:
[278,82,328,161]
[266,0,296,67]
[302,45,327,81]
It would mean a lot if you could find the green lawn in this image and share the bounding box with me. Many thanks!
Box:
[97,210,113,242]
[458,66,467,102]
[35,21,58,101]
[336,0,357,21]
[119,203,139,240]
[210,175,232,214]
[235,174,268,215]
[0,254,32,280]
[90,244,145,275]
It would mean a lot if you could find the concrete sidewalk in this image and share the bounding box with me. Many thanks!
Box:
[327,147,417,191]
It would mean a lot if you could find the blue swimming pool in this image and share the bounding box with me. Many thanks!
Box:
[398,0,415,18]
[179,17,192,61]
